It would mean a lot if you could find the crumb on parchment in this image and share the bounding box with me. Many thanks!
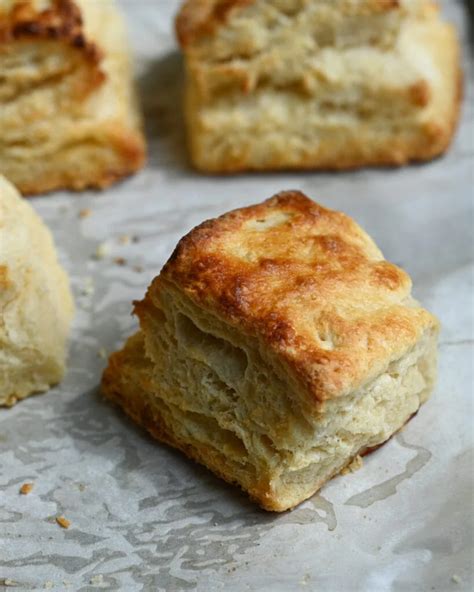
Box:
[79,208,92,219]
[19,482,34,495]
[56,516,70,529]
[93,242,109,260]
[81,277,95,296]
[452,575,462,584]
[98,348,108,360]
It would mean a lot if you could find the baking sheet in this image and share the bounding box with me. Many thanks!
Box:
[1,1,473,590]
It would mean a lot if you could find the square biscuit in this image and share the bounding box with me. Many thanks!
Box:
[0,0,145,195]
[102,191,439,511]
[176,0,461,172]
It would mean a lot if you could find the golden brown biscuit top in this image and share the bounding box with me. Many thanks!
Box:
[175,0,433,48]
[159,191,438,402]
[0,0,101,63]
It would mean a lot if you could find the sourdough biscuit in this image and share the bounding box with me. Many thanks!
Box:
[0,0,145,195]
[0,175,74,406]
[102,191,439,511]
[176,0,461,172]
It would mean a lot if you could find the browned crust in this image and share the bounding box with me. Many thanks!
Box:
[0,0,103,66]
[176,0,254,47]
[153,190,437,403]
[101,340,418,512]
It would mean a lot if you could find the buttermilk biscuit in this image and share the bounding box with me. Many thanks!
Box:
[0,175,74,406]
[176,0,461,172]
[0,0,145,195]
[102,190,439,511]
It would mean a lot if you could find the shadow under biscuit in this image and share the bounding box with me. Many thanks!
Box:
[137,51,190,175]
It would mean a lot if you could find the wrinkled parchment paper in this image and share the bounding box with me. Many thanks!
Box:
[1,1,473,590]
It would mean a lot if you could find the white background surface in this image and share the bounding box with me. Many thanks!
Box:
[0,1,473,590]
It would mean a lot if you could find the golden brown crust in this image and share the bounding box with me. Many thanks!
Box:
[145,191,438,403]
[176,0,254,47]
[0,0,103,66]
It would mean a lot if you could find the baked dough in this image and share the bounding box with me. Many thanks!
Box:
[102,190,439,511]
[0,0,146,195]
[176,0,461,172]
[0,175,74,406]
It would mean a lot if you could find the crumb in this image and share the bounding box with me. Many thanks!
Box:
[19,482,34,495]
[2,580,19,587]
[78,208,91,219]
[299,573,311,586]
[132,235,140,243]
[93,242,109,260]
[56,516,70,529]
[44,581,54,589]
[114,257,126,266]
[118,234,130,245]
[81,276,95,296]
[341,455,364,475]
[63,581,72,588]
[133,265,144,273]
[452,575,462,584]
[98,348,107,360]
[77,483,86,492]
[90,575,104,586]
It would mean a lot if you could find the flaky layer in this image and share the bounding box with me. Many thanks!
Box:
[178,0,461,171]
[0,175,74,405]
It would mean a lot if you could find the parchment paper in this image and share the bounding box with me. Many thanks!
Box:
[1,1,473,590]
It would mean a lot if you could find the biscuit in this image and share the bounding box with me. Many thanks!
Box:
[0,175,74,406]
[176,0,461,172]
[0,0,145,195]
[102,191,439,511]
